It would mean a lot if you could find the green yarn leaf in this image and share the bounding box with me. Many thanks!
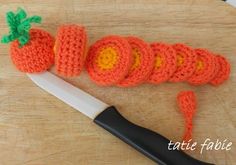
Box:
[17,20,31,32]
[25,16,42,23]
[18,32,29,46]
[6,12,17,33]
[15,8,26,21]
[1,34,15,43]
[1,8,41,47]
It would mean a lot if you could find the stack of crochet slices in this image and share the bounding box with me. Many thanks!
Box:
[85,35,230,87]
[53,25,230,87]
[1,9,230,87]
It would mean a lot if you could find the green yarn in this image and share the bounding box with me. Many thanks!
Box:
[1,8,41,47]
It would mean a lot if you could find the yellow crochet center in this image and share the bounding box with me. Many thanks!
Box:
[155,55,162,69]
[196,60,204,70]
[53,40,57,54]
[97,47,118,70]
[177,54,184,66]
[131,48,141,70]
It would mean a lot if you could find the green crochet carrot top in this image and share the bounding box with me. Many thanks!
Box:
[1,8,41,47]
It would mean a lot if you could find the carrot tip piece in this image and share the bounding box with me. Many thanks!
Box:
[177,90,196,142]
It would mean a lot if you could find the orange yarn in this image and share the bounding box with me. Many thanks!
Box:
[117,37,154,87]
[148,42,177,84]
[210,55,231,86]
[169,44,197,82]
[85,35,132,86]
[177,91,196,142]
[187,49,218,85]
[10,29,54,73]
[55,24,87,77]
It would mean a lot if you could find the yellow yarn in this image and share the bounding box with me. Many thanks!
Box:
[131,48,141,69]
[177,54,184,66]
[155,55,162,69]
[97,47,118,70]
[196,60,204,70]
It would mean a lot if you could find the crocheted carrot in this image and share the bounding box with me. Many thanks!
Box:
[177,91,196,142]
[55,24,87,77]
[1,8,54,73]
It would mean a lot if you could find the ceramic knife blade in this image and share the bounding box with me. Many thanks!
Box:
[27,71,109,119]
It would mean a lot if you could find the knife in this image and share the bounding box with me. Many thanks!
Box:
[27,71,214,165]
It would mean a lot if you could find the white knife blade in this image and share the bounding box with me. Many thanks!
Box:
[224,0,236,7]
[27,71,109,119]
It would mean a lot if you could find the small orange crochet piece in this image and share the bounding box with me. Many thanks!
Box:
[187,49,218,85]
[148,42,177,84]
[86,35,132,86]
[169,44,197,82]
[55,24,87,77]
[177,91,196,142]
[117,37,154,87]
[210,55,231,86]
[10,29,54,73]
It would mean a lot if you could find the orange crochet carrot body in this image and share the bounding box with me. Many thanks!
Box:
[55,24,87,77]
[177,91,196,142]
[86,35,132,86]
[148,42,177,84]
[117,36,154,87]
[1,8,54,73]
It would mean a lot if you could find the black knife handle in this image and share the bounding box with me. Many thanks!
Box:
[94,106,214,165]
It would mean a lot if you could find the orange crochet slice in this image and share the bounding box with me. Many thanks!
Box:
[210,55,231,86]
[10,29,54,73]
[177,91,196,142]
[117,37,154,87]
[148,42,177,84]
[55,24,87,77]
[85,35,132,86]
[169,44,197,82]
[187,49,218,85]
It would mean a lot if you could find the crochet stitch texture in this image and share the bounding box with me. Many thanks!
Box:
[1,8,54,73]
[177,91,196,142]
[85,35,133,86]
[210,55,231,86]
[169,44,197,82]
[117,36,154,87]
[188,49,218,85]
[148,42,177,84]
[55,24,87,77]
[10,29,54,73]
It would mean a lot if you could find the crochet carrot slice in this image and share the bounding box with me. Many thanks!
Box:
[177,91,196,142]
[187,49,218,85]
[85,35,132,86]
[55,24,87,77]
[147,43,177,84]
[117,37,154,87]
[1,8,54,73]
[210,55,231,86]
[169,44,197,82]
